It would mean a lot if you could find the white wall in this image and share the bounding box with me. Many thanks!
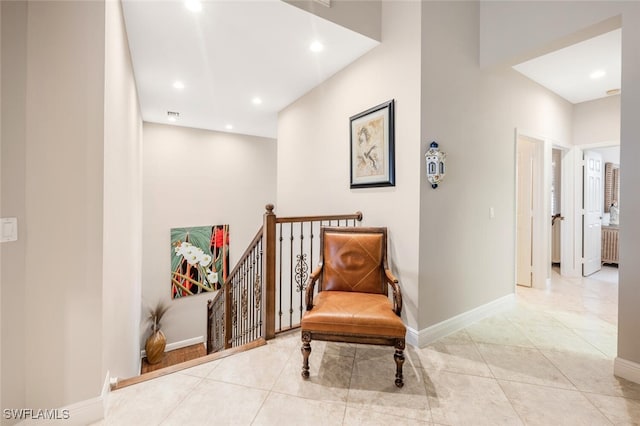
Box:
[277,1,422,329]
[590,146,620,164]
[573,95,620,145]
[618,5,640,371]
[479,0,640,382]
[419,1,572,329]
[283,0,381,41]
[103,0,143,382]
[1,1,27,416]
[480,1,623,68]
[24,0,105,407]
[142,123,276,348]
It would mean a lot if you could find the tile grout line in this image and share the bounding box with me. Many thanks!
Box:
[469,331,527,425]
[157,375,207,425]
[251,341,300,425]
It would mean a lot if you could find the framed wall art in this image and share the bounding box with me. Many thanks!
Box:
[350,99,395,188]
[170,225,229,299]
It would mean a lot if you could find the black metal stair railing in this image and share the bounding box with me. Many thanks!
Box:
[207,205,362,353]
[273,214,362,333]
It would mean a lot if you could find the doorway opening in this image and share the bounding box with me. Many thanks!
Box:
[582,145,620,277]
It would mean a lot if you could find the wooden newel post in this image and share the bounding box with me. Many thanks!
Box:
[263,203,277,340]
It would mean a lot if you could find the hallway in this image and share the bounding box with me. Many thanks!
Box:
[98,266,640,425]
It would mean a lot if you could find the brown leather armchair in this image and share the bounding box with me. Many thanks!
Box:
[300,227,406,387]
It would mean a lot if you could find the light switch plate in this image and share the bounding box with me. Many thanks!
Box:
[1,217,18,242]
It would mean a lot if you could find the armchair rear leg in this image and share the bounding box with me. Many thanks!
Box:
[301,331,311,379]
[394,339,405,388]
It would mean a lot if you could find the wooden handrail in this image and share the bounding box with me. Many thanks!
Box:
[276,211,363,224]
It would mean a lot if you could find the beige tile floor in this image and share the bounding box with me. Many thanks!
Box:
[101,266,640,425]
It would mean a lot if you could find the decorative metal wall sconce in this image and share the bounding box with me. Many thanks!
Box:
[425,141,446,189]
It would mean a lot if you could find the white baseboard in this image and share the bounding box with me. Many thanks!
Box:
[406,293,516,348]
[19,372,109,425]
[140,335,204,358]
[614,357,640,385]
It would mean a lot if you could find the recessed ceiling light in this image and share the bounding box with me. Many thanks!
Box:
[252,97,262,105]
[173,81,185,90]
[184,0,202,13]
[225,124,233,130]
[590,70,606,79]
[309,41,324,53]
[167,111,180,122]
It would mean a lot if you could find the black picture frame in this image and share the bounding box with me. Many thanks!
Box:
[349,99,395,188]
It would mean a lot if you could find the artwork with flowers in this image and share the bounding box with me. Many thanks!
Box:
[170,225,229,299]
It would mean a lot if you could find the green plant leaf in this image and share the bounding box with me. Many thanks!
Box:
[171,252,183,274]
[171,226,213,255]
[170,226,213,273]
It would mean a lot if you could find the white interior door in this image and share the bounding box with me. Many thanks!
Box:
[583,151,603,276]
[517,138,535,287]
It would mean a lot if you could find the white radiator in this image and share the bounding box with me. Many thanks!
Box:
[602,226,619,264]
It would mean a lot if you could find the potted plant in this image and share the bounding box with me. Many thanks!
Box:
[145,300,170,364]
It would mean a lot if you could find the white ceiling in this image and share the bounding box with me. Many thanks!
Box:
[513,29,621,105]
[122,0,378,138]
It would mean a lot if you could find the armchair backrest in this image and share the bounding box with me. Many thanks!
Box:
[319,227,388,294]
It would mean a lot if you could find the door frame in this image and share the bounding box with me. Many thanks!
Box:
[514,130,583,286]
[578,141,621,275]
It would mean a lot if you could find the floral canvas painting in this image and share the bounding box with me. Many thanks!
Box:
[171,225,229,299]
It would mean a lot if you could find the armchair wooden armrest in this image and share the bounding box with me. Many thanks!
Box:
[305,266,323,310]
[385,269,403,316]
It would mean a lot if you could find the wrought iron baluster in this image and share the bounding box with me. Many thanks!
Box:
[231,281,236,346]
[309,220,314,303]
[289,222,294,329]
[249,246,255,340]
[241,257,245,345]
[259,238,263,337]
[246,250,250,342]
[250,247,254,342]
[278,223,283,332]
[297,221,308,320]
[238,272,242,346]
[241,259,245,345]
[245,252,249,345]
[238,261,242,346]
[235,275,239,346]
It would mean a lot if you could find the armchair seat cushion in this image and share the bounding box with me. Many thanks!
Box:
[301,291,406,338]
